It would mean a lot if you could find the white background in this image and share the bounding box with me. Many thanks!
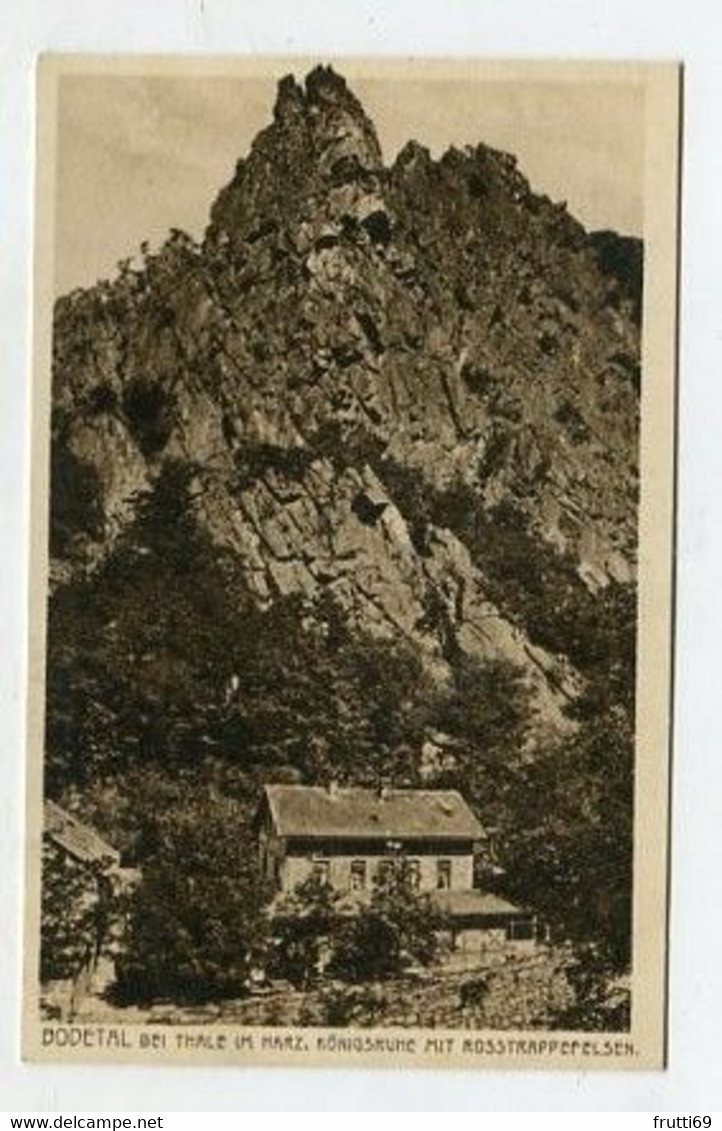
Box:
[2,0,721,1113]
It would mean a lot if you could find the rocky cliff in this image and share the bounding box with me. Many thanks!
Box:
[49,66,641,733]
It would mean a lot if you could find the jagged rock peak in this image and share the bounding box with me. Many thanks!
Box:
[273,74,306,122]
[269,65,382,167]
[274,65,367,117]
[206,65,384,249]
[393,139,433,172]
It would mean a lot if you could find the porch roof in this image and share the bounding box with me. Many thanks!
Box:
[433,890,530,919]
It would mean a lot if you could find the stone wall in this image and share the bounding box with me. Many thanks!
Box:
[99,946,576,1031]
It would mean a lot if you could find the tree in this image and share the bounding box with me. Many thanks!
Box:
[501,700,634,972]
[332,859,447,982]
[44,460,434,795]
[423,655,535,829]
[115,789,268,1003]
[40,842,115,984]
[552,943,631,1031]
[270,874,341,988]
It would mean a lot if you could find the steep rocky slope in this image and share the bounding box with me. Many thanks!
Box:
[49,65,641,730]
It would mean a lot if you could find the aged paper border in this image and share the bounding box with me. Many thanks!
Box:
[23,55,681,1071]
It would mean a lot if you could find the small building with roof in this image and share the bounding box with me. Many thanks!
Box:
[256,783,536,955]
[44,799,121,869]
[42,800,138,1017]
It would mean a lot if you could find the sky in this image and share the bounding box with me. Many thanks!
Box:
[54,66,645,295]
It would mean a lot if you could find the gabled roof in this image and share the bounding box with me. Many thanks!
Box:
[262,784,485,841]
[43,799,120,866]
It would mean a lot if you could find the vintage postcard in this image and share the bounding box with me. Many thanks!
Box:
[24,56,680,1070]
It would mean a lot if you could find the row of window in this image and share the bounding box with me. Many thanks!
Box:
[311,857,453,891]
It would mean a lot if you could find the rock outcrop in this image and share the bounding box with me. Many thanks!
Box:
[49,65,641,727]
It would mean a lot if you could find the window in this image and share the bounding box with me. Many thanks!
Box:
[350,860,367,891]
[376,858,393,883]
[436,859,452,890]
[405,859,421,890]
[312,859,330,885]
[507,918,536,941]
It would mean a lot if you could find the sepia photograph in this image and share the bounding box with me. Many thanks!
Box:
[23,56,679,1070]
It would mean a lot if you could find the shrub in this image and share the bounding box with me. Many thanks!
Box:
[331,860,447,982]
